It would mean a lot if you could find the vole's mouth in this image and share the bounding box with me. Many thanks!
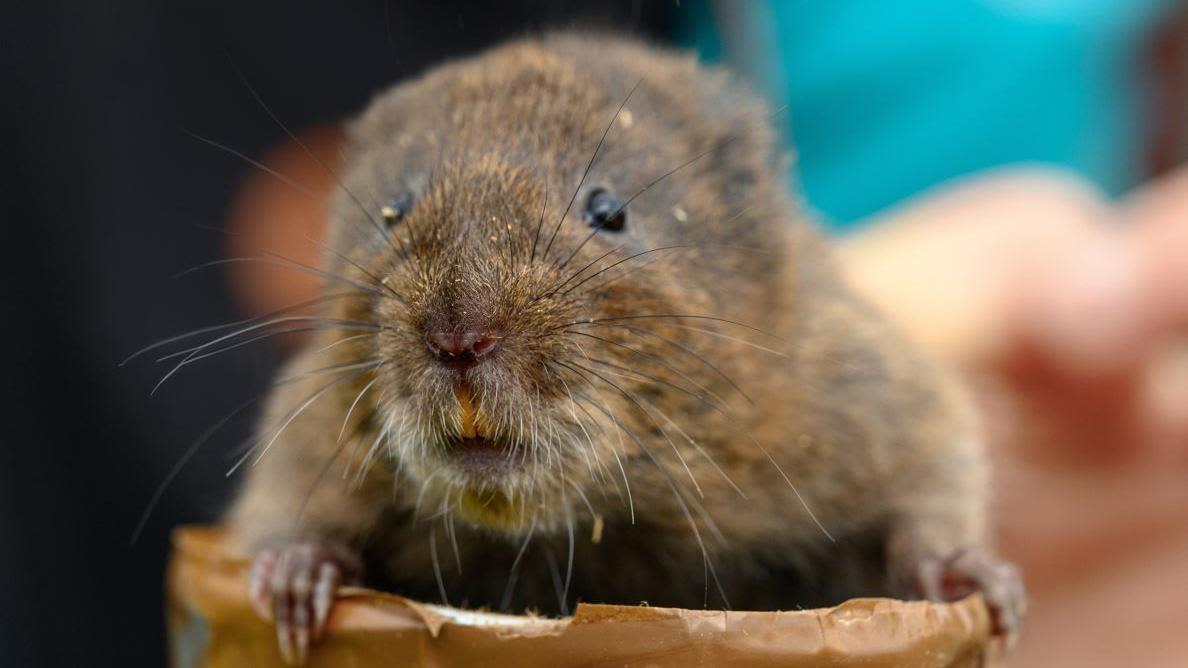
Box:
[444,434,521,476]
[442,433,532,531]
[428,385,568,532]
[443,382,526,477]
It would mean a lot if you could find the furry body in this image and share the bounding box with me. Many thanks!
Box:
[227,36,1016,656]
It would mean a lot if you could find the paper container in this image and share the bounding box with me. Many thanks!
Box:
[167,526,1004,667]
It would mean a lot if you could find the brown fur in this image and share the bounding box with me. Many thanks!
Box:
[228,34,987,614]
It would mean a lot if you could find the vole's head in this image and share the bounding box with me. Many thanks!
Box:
[324,37,785,535]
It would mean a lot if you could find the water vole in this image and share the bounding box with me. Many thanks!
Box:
[221,34,1024,663]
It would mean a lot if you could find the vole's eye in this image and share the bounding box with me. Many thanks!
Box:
[381,192,414,226]
[584,188,627,232]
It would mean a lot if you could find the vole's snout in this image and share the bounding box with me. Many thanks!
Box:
[425,328,500,371]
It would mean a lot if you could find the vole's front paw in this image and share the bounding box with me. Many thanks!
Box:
[911,547,1026,638]
[248,541,363,665]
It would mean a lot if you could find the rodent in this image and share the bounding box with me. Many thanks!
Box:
[223,33,1025,663]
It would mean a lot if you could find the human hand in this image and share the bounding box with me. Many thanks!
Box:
[840,167,1188,667]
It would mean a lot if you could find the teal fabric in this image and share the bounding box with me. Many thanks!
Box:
[679,0,1172,231]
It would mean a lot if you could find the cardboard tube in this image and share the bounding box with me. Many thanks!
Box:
[167,526,1003,667]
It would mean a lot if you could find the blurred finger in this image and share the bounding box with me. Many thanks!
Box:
[225,124,342,351]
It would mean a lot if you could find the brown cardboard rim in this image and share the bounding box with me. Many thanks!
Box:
[167,525,1004,667]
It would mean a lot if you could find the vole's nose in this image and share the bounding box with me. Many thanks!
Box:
[426,329,500,370]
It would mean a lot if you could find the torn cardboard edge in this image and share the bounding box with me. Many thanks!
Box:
[167,526,1005,667]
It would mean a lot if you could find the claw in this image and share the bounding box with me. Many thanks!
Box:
[312,562,339,639]
[249,550,277,621]
[249,541,362,664]
[951,550,1026,637]
[916,556,943,602]
[294,626,309,665]
[291,575,311,664]
[911,547,1027,638]
[276,616,294,665]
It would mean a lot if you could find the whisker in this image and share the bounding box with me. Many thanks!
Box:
[684,490,729,548]
[500,517,537,611]
[541,79,641,262]
[153,320,370,366]
[568,388,634,523]
[413,470,441,518]
[552,226,602,275]
[349,418,389,487]
[558,361,729,607]
[564,330,731,410]
[635,392,745,498]
[579,255,662,296]
[295,428,368,529]
[154,325,321,364]
[337,376,380,443]
[542,544,567,615]
[150,320,377,395]
[227,60,414,266]
[584,356,727,414]
[120,292,356,366]
[574,322,754,405]
[445,511,462,574]
[556,314,783,341]
[129,395,260,546]
[311,332,376,356]
[226,364,378,475]
[567,241,773,301]
[645,322,789,358]
[581,350,833,543]
[528,179,548,264]
[302,232,407,305]
[606,105,790,223]
[537,244,622,300]
[558,244,690,297]
[563,511,575,613]
[566,478,598,519]
[184,129,319,198]
[429,525,449,605]
[553,369,619,498]
[156,315,376,363]
[174,254,390,301]
[569,360,705,498]
[275,357,382,385]
[747,438,835,543]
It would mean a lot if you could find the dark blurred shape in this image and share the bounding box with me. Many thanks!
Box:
[0,1,673,665]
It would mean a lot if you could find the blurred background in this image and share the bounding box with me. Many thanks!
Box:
[4,1,1187,665]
